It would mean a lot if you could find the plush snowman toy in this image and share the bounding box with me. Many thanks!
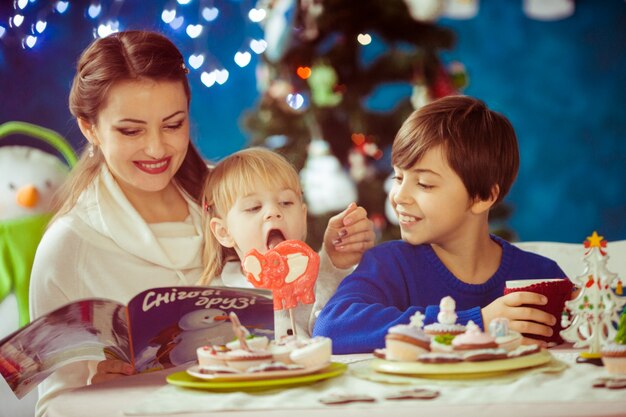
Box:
[0,122,75,330]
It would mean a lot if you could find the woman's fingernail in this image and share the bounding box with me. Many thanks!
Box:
[343,217,353,226]
[338,229,348,238]
[332,239,342,245]
[541,296,548,304]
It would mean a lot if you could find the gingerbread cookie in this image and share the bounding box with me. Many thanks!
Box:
[385,388,440,400]
[592,377,626,389]
[319,394,376,405]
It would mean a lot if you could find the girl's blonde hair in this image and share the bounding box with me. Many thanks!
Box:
[199,147,302,285]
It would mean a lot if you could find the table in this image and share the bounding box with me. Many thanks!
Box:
[45,347,626,417]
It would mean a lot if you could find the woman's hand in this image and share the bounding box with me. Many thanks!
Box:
[91,359,135,384]
[323,202,375,270]
[482,292,557,347]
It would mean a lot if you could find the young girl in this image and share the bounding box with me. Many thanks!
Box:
[199,147,374,337]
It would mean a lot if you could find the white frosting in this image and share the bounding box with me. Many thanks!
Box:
[388,324,430,342]
[290,337,332,367]
[226,336,270,351]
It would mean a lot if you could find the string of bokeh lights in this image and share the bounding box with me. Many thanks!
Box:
[0,0,279,92]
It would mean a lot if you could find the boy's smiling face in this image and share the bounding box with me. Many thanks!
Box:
[389,144,475,246]
[211,181,308,258]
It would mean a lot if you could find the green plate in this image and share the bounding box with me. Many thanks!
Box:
[166,362,347,392]
[371,349,553,379]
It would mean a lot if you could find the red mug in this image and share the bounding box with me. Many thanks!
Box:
[503,278,574,344]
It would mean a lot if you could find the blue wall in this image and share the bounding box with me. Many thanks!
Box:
[439,1,626,243]
[0,1,624,243]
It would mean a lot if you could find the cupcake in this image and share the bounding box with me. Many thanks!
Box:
[451,321,498,350]
[385,324,431,361]
[384,311,431,361]
[289,337,332,368]
[601,343,626,375]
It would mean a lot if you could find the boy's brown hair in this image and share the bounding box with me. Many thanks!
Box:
[391,95,519,204]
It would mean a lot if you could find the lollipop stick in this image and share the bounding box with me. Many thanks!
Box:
[289,308,297,337]
[229,312,251,351]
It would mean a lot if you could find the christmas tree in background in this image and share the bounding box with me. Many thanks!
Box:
[243,0,512,248]
[561,232,626,362]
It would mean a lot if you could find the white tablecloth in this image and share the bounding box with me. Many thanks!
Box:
[45,349,626,417]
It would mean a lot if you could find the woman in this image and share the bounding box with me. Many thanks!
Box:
[29,30,374,416]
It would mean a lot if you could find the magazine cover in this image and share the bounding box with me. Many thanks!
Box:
[0,286,273,398]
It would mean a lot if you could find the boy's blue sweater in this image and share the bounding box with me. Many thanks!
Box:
[313,236,566,353]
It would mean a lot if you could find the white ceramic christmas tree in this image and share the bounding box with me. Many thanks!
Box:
[561,232,626,363]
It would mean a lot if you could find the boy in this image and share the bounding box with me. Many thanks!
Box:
[313,96,566,353]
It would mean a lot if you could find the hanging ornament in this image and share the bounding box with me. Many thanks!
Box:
[429,64,458,99]
[403,0,445,22]
[411,83,431,110]
[447,61,469,91]
[261,0,296,62]
[443,0,479,20]
[348,150,368,183]
[300,139,357,215]
[255,62,271,93]
[384,173,399,226]
[307,63,343,107]
[348,133,380,183]
[300,0,324,41]
[265,79,299,113]
[523,0,574,21]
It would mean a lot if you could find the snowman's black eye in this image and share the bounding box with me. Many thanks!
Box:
[8,183,16,191]
[45,180,53,188]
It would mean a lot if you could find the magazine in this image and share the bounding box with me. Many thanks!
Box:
[0,286,274,398]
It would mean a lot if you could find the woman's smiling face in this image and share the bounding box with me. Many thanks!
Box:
[86,79,190,197]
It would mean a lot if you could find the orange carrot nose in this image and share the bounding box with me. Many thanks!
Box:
[16,184,39,208]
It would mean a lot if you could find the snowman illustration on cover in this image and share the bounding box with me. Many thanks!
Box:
[168,309,233,365]
[145,308,233,367]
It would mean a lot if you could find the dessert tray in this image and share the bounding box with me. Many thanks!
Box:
[167,362,347,392]
[186,361,331,381]
[371,349,553,379]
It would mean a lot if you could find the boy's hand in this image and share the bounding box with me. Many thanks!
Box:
[482,292,557,347]
[91,359,134,384]
[323,202,375,270]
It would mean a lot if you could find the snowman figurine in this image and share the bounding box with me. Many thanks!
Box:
[437,296,458,325]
